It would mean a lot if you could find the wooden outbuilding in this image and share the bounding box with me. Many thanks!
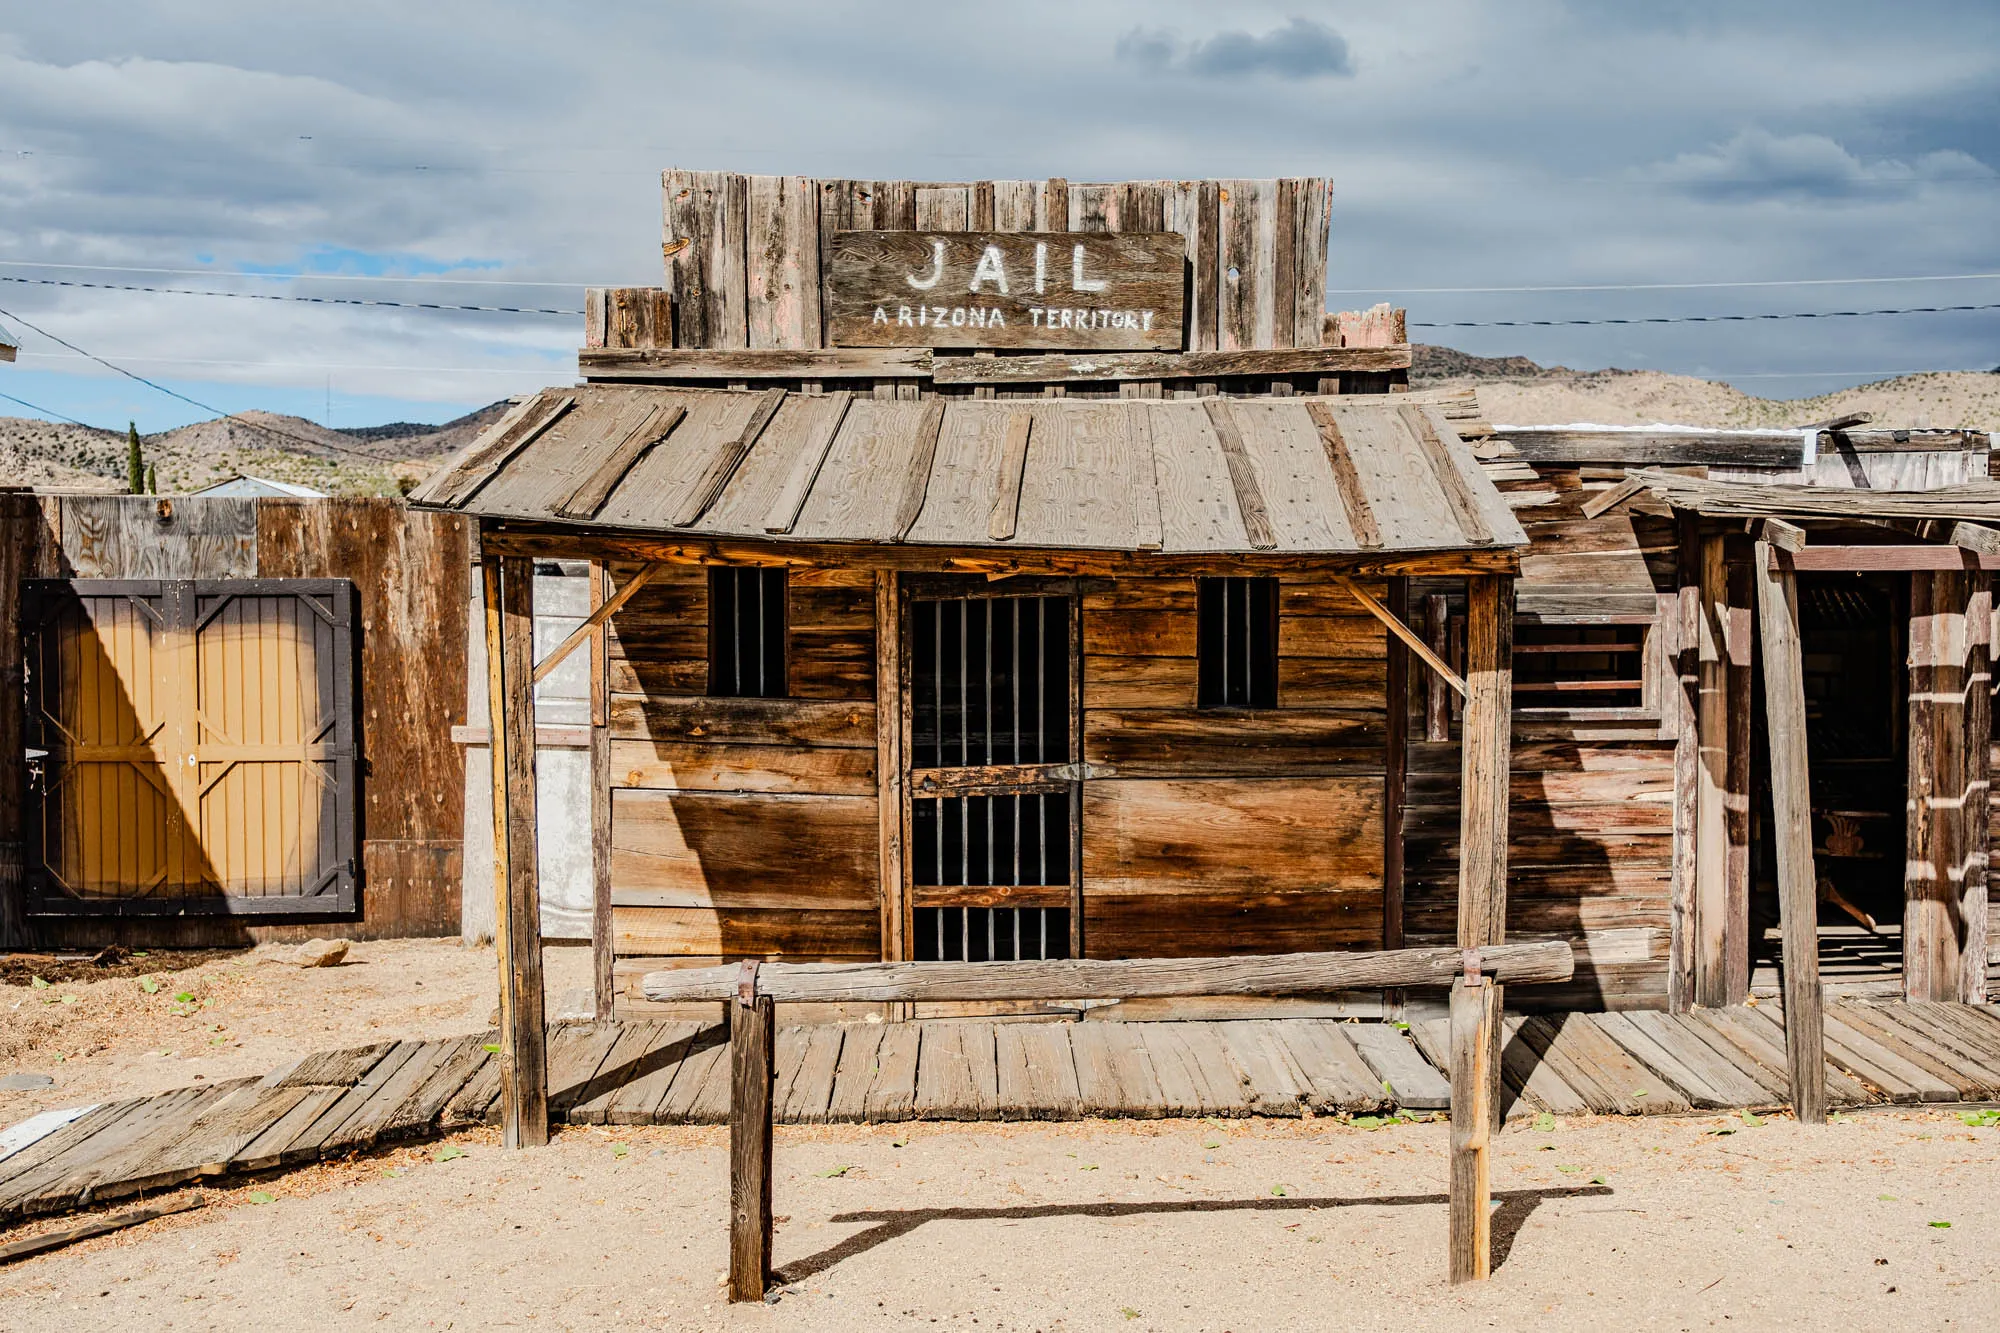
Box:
[410,175,1530,1199]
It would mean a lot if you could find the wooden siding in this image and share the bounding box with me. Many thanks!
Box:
[606,561,878,962]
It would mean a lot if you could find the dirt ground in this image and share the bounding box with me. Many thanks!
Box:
[0,939,590,1119]
[0,1109,1993,1331]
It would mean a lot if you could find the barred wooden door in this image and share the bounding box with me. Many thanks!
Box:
[906,579,1082,961]
[23,579,358,915]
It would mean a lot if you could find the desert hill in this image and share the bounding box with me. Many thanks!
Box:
[0,400,510,496]
[1413,345,2000,431]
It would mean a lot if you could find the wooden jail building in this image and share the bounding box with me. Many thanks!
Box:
[414,173,1529,1037]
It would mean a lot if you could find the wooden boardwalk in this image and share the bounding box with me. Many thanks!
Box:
[6,1001,2000,1224]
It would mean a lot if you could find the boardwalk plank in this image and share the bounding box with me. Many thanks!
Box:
[1537,1014,1692,1114]
[1272,1022,1391,1112]
[1904,1003,2000,1087]
[1167,1023,1253,1116]
[1850,1005,2000,1097]
[1820,1007,1951,1103]
[1098,1023,1169,1117]
[1348,1023,1451,1109]
[1618,1011,1771,1109]
[657,1041,730,1124]
[1135,1023,1211,1116]
[4,1086,221,1216]
[279,1042,395,1088]
[1216,1022,1305,1116]
[548,1023,630,1116]
[1595,1011,1730,1109]
[567,1022,670,1125]
[825,1023,886,1123]
[285,1042,425,1159]
[604,1023,714,1125]
[388,1033,498,1134]
[916,1023,979,1119]
[1017,1022,1084,1119]
[1718,1007,1872,1105]
[1665,1012,1792,1104]
[863,1023,921,1122]
[781,1024,846,1124]
[1067,1024,1132,1115]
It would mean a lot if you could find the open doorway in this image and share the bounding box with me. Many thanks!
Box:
[1751,571,1907,998]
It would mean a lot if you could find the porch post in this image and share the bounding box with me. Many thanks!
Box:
[1449,571,1511,1284]
[1906,569,1990,1003]
[1752,536,1825,1123]
[875,570,907,964]
[485,553,550,1148]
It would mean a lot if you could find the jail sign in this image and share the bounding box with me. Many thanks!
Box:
[825,230,1186,350]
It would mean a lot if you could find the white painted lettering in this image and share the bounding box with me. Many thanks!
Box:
[1034,242,1048,295]
[872,306,889,325]
[988,309,1004,326]
[968,245,1009,295]
[1142,311,1154,331]
[917,304,929,327]
[906,240,945,290]
[1030,308,1044,327]
[932,307,947,325]
[1071,243,1108,293]
[898,305,914,326]
[950,307,966,326]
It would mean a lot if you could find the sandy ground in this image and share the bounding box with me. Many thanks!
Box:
[0,939,590,1119]
[1463,368,2000,432]
[0,1109,1993,1331]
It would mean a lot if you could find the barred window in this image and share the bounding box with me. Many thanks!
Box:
[707,567,786,697]
[1197,576,1278,708]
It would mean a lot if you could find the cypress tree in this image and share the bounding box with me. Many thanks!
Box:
[126,423,144,494]
[145,463,158,495]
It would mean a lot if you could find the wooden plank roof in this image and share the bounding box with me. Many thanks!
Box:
[1626,468,2000,522]
[408,385,1526,556]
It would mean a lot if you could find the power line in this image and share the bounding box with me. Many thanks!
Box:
[15,350,559,376]
[1413,303,2000,329]
[1333,271,2000,295]
[0,389,105,431]
[0,274,580,317]
[0,260,591,288]
[0,303,415,462]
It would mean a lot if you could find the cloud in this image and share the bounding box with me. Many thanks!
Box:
[1649,127,1997,201]
[1115,17,1355,80]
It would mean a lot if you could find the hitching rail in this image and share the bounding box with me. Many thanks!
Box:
[640,941,1577,1302]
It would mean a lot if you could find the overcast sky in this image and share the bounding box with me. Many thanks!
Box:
[1,1,1996,431]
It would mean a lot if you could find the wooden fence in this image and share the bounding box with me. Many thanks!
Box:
[646,941,1577,1298]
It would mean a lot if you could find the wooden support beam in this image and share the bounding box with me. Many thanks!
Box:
[876,571,907,963]
[1448,973,1500,1285]
[1905,570,1990,1003]
[642,940,1574,1003]
[1950,522,2000,557]
[1759,517,1807,553]
[1384,577,1409,952]
[588,561,614,1023]
[1339,576,1467,698]
[1694,533,1729,1006]
[728,982,776,1303]
[531,563,666,685]
[1774,546,1997,572]
[1457,575,1513,952]
[1450,573,1511,1280]
[1424,593,1450,741]
[1724,547,1754,1004]
[1752,540,1826,1124]
[484,554,549,1148]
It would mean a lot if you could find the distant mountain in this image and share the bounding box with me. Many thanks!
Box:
[0,400,511,497]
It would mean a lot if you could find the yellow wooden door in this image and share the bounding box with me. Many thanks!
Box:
[25,579,358,916]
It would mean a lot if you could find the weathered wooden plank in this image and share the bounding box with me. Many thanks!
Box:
[1593,1010,1730,1109]
[928,345,1412,384]
[1522,1014,1691,1114]
[1216,1021,1308,1116]
[601,1022,715,1125]
[1202,399,1275,550]
[987,411,1034,541]
[1449,977,1499,1284]
[1752,540,1826,1122]
[1271,1021,1394,1112]
[1726,1006,1871,1105]
[429,396,573,508]
[824,1021,886,1122]
[672,388,787,528]
[1819,1007,1954,1103]
[762,392,854,534]
[663,170,748,350]
[657,1039,730,1124]
[488,556,550,1148]
[862,1023,922,1122]
[1068,1023,1134,1114]
[914,1022,982,1119]
[729,995,775,1302]
[555,404,688,521]
[1616,1010,1770,1108]
[1348,1023,1451,1109]
[644,941,1573,1003]
[999,1021,1082,1119]
[1305,401,1382,549]
[1662,1011,1790,1104]
[746,175,821,352]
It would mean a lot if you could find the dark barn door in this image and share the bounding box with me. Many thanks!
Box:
[906,582,1081,961]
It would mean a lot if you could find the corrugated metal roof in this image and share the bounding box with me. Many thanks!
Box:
[408,385,1525,556]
